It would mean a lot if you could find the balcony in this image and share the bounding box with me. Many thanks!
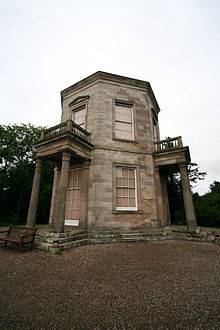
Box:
[154,136,183,151]
[34,120,93,161]
[153,136,190,168]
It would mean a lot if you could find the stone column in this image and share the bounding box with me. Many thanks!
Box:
[53,151,71,233]
[155,167,165,226]
[26,158,43,226]
[179,163,197,230]
[49,166,59,225]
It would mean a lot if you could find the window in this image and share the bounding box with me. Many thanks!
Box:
[115,102,134,140]
[153,118,158,141]
[65,169,81,226]
[151,108,159,141]
[72,105,86,129]
[115,166,137,211]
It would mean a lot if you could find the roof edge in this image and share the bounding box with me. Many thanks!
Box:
[61,71,160,113]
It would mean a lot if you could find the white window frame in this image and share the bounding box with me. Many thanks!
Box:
[114,102,134,141]
[71,104,87,129]
[115,166,138,211]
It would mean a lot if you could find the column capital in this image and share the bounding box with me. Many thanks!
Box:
[81,161,91,170]
[35,157,43,166]
[61,150,71,162]
[179,163,188,169]
[33,155,42,161]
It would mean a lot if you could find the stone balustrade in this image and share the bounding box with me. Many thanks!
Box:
[154,136,183,152]
[41,120,91,143]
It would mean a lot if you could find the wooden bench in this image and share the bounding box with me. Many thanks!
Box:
[0,226,37,253]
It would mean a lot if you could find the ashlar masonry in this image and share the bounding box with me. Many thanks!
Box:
[27,71,196,232]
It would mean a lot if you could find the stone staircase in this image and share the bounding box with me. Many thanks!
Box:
[34,226,220,254]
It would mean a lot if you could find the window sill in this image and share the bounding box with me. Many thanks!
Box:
[112,210,143,214]
[113,138,139,143]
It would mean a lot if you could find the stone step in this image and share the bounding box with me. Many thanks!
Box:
[88,233,122,239]
[36,229,86,238]
[34,228,220,253]
[122,237,145,242]
[121,232,147,242]
[35,233,88,244]
[60,239,88,250]
[89,237,123,244]
[34,241,51,251]
[121,233,142,237]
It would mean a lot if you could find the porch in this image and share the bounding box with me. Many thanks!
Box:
[26,120,93,233]
[153,136,197,230]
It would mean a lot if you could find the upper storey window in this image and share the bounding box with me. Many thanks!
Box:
[69,95,89,130]
[151,108,159,141]
[72,105,86,129]
[115,102,134,140]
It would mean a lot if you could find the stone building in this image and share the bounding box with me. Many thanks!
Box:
[27,71,196,233]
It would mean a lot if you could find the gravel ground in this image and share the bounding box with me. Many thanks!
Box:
[0,241,220,330]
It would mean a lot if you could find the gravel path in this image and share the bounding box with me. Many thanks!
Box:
[0,241,220,330]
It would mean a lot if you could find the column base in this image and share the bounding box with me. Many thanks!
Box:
[187,222,197,231]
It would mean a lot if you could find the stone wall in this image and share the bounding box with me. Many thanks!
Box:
[60,76,159,230]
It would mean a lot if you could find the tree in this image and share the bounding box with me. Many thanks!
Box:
[0,124,40,170]
[194,181,220,228]
[0,124,53,226]
[188,162,207,187]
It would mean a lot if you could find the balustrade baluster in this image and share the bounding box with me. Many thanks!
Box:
[39,120,91,143]
[154,136,183,152]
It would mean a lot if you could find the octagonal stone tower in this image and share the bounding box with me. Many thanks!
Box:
[27,72,196,232]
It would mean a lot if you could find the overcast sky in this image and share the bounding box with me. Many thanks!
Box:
[0,0,219,194]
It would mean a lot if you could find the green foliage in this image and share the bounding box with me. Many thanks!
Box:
[194,181,220,227]
[167,163,220,228]
[0,124,41,170]
[0,124,53,226]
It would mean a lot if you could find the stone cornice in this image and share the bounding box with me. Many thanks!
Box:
[61,71,160,114]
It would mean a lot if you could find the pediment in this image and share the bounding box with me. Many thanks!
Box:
[69,95,90,107]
